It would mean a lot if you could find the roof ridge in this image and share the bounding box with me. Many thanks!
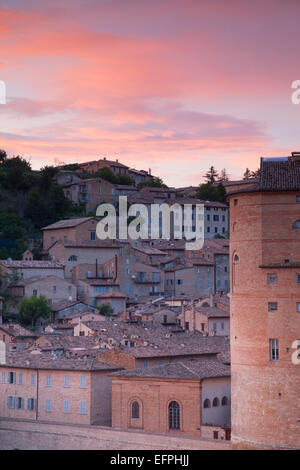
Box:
[178,361,200,378]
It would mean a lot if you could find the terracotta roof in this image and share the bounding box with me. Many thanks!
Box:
[80,320,228,357]
[53,239,120,249]
[95,292,126,299]
[195,307,230,318]
[0,324,37,337]
[0,260,64,269]
[51,300,81,312]
[226,154,300,195]
[42,217,95,231]
[110,358,230,380]
[0,350,121,372]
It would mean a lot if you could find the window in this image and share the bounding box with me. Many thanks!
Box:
[221,322,225,330]
[213,431,219,439]
[27,398,36,410]
[234,199,238,206]
[31,374,35,386]
[212,397,220,407]
[213,215,219,221]
[64,400,70,413]
[221,396,228,406]
[18,373,23,385]
[267,274,277,285]
[203,399,211,408]
[16,397,24,410]
[214,227,218,233]
[213,322,217,332]
[7,396,15,409]
[33,290,37,297]
[297,274,300,284]
[53,286,56,293]
[8,372,16,384]
[268,302,278,311]
[46,374,51,387]
[167,279,173,286]
[177,279,183,285]
[270,338,279,361]
[45,399,51,412]
[297,303,300,313]
[1,372,5,384]
[64,375,70,388]
[143,362,148,368]
[90,231,96,241]
[80,401,87,415]
[207,227,210,233]
[80,375,86,389]
[292,220,300,229]
[131,401,139,419]
[207,214,210,221]
[168,401,180,430]
[68,255,78,262]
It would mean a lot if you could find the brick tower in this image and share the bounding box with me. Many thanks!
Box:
[226,153,300,449]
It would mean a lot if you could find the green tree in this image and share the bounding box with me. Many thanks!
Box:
[203,166,219,184]
[18,295,51,327]
[97,303,114,317]
[218,168,229,183]
[0,149,7,164]
[137,177,168,189]
[94,167,118,184]
[195,182,227,203]
[117,174,135,186]
[243,168,252,179]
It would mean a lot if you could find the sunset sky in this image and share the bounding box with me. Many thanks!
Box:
[0,0,300,186]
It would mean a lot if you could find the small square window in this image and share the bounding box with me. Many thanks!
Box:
[268,302,278,311]
[267,274,277,285]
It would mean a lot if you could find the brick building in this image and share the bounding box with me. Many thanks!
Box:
[110,359,231,439]
[226,153,300,449]
[0,349,122,426]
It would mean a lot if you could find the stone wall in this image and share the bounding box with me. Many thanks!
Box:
[0,418,230,450]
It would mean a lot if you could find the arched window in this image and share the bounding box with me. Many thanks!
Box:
[221,396,228,406]
[233,254,239,262]
[169,401,180,429]
[203,399,211,408]
[131,401,139,419]
[68,255,77,262]
[212,397,220,407]
[292,220,300,229]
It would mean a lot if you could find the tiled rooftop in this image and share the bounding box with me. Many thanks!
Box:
[110,358,230,380]
[0,260,64,269]
[0,324,37,337]
[0,350,121,371]
[42,217,95,230]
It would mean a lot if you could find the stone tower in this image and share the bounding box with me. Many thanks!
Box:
[226,153,300,449]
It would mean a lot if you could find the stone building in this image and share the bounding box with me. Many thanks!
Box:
[226,153,300,449]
